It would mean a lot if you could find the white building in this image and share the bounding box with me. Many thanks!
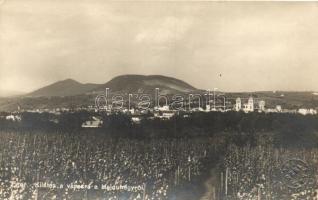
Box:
[309,109,317,115]
[258,100,266,112]
[154,111,175,119]
[266,108,277,113]
[243,97,254,113]
[5,114,21,121]
[191,107,204,112]
[235,98,242,111]
[129,108,135,114]
[157,105,170,111]
[298,108,317,115]
[81,117,103,128]
[131,116,142,124]
[276,105,282,112]
[205,105,211,112]
[162,112,175,119]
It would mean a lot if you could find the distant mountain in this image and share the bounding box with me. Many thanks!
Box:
[92,75,197,94]
[27,75,197,97]
[27,79,100,97]
[2,75,317,112]
[0,75,198,111]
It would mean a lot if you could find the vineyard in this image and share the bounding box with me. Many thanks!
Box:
[0,130,317,200]
[223,144,318,200]
[0,131,223,200]
[1,111,318,199]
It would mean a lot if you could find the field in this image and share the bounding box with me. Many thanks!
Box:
[1,111,318,199]
[224,144,318,199]
[0,130,317,200]
[0,131,223,200]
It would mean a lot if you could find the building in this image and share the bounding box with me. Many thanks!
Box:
[266,108,277,113]
[81,117,103,128]
[282,109,297,114]
[5,114,21,121]
[129,108,135,114]
[276,105,282,112]
[154,105,170,111]
[243,97,254,113]
[154,110,175,120]
[131,116,142,124]
[235,98,241,111]
[162,111,175,119]
[191,107,204,112]
[258,100,266,112]
[298,108,317,115]
[308,109,317,115]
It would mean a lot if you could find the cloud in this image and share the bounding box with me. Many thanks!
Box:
[1,1,318,94]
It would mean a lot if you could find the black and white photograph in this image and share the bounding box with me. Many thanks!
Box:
[1,1,318,199]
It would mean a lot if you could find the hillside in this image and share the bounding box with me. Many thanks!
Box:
[27,75,197,97]
[27,79,100,97]
[92,75,197,94]
[0,75,318,112]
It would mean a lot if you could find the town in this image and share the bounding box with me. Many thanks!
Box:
[1,95,317,128]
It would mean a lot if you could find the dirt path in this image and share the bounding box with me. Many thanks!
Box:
[200,168,219,200]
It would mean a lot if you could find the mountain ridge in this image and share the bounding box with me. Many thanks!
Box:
[0,75,316,112]
[27,74,198,97]
[28,79,100,97]
[93,74,197,95]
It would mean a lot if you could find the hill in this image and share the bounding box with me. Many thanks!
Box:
[92,75,197,94]
[27,75,197,97]
[27,79,100,97]
[1,75,318,112]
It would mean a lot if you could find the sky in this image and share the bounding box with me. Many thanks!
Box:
[1,1,318,96]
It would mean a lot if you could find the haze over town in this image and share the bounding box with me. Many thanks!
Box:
[1,1,318,96]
